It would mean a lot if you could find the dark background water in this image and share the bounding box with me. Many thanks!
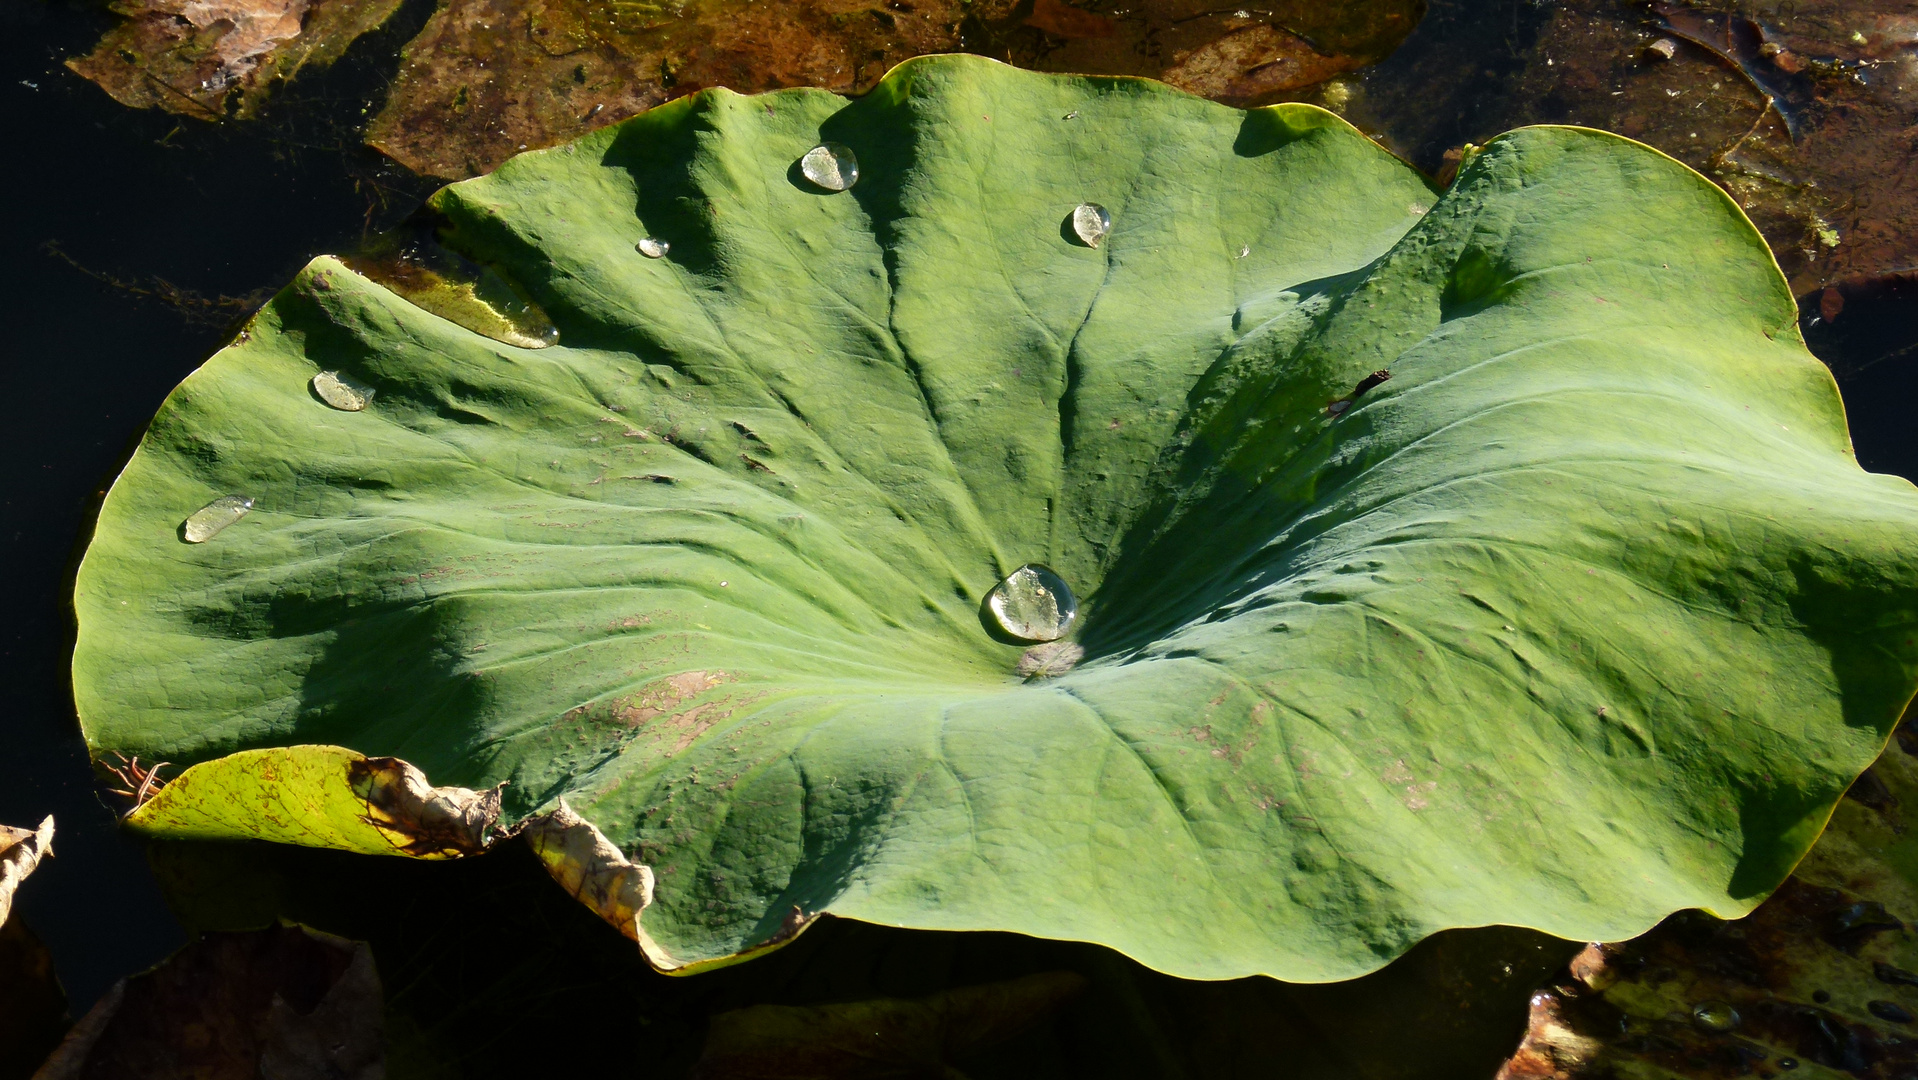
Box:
[0,0,437,1009]
[1,0,1912,1022]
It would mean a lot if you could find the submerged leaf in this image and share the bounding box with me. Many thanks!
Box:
[1328,0,1918,292]
[74,57,1918,981]
[366,0,1424,178]
[32,924,382,1080]
[65,0,405,120]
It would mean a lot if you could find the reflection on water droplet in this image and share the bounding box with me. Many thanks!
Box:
[1237,245,1250,258]
[311,370,374,411]
[637,237,670,258]
[800,143,858,191]
[1071,203,1111,248]
[1691,1000,1739,1033]
[183,495,254,543]
[988,564,1078,642]
[1062,110,1079,120]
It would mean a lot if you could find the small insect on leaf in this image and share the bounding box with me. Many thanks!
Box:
[1327,369,1392,417]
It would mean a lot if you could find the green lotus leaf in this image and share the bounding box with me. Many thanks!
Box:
[74,55,1918,983]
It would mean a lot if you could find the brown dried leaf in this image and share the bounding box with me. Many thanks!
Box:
[31,923,381,1080]
[346,755,501,857]
[692,971,1089,1079]
[0,816,53,931]
[366,0,1425,177]
[1160,25,1359,105]
[64,0,405,120]
[520,799,655,944]
[1335,0,1918,292]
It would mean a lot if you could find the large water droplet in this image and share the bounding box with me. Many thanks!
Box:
[1071,203,1111,248]
[1691,1000,1739,1033]
[800,143,858,191]
[636,237,670,258]
[183,495,254,543]
[311,370,374,411]
[988,564,1078,642]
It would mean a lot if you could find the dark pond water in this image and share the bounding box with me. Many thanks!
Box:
[1,0,1912,1044]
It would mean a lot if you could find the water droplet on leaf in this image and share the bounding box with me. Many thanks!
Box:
[1691,1000,1739,1032]
[636,237,670,258]
[800,143,858,191]
[183,495,254,543]
[311,370,374,411]
[988,564,1078,642]
[1071,203,1111,248]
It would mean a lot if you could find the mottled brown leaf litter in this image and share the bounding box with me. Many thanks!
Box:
[66,0,406,120]
[1497,706,1918,1080]
[62,0,1421,176]
[1324,0,1918,292]
[365,0,1422,176]
[31,923,383,1080]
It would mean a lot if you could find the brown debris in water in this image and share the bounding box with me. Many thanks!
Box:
[65,0,406,120]
[1332,0,1918,292]
[31,923,382,1080]
[369,0,1423,178]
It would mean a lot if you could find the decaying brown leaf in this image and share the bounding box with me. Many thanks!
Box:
[692,970,1089,1079]
[367,0,1424,177]
[1331,0,1918,292]
[31,923,381,1080]
[520,798,655,943]
[1498,707,1918,1079]
[0,816,54,931]
[347,754,501,857]
[65,0,406,120]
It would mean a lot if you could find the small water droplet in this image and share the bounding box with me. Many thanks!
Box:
[636,237,671,258]
[1237,244,1250,258]
[311,370,374,411]
[1777,1058,1798,1070]
[1062,110,1079,120]
[987,564,1078,642]
[1691,1000,1739,1033]
[800,143,858,191]
[1071,203,1111,248]
[183,495,254,543]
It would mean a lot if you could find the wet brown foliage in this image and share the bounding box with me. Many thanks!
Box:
[1327,0,1918,292]
[32,924,382,1080]
[66,0,406,120]
[365,0,1423,177]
